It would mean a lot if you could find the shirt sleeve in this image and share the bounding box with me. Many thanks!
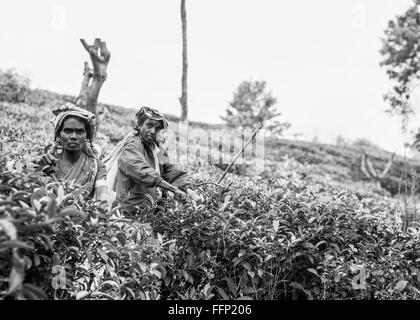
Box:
[118,139,163,188]
[161,163,187,185]
[159,147,187,186]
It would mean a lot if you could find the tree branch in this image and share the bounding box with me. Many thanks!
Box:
[78,38,111,129]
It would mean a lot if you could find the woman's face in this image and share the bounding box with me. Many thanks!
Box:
[59,117,87,152]
[139,118,163,144]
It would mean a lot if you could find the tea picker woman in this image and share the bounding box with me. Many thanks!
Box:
[37,103,108,204]
[103,106,200,215]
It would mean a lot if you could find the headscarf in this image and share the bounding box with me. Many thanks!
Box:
[135,106,169,131]
[51,102,96,141]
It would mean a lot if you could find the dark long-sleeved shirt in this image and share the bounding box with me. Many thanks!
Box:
[115,134,186,210]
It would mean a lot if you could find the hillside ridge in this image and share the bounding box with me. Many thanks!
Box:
[3,87,420,196]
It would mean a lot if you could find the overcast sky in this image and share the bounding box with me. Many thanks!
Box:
[1,0,418,155]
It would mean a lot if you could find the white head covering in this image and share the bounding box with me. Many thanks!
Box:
[51,102,96,141]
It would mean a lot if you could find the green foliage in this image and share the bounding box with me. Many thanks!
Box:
[380,2,420,118]
[221,80,290,136]
[0,69,31,104]
[0,136,171,300]
[147,175,420,300]
[352,138,379,149]
[2,81,420,300]
[2,121,420,300]
[3,133,420,300]
[266,138,420,196]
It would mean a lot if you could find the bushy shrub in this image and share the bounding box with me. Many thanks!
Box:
[2,92,420,300]
[0,145,169,300]
[141,175,420,300]
[0,69,31,103]
[24,89,76,108]
[352,138,379,150]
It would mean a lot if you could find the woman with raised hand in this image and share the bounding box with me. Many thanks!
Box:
[37,102,108,204]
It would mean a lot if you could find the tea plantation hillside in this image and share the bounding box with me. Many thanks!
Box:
[266,138,420,196]
[7,87,420,195]
[2,87,420,300]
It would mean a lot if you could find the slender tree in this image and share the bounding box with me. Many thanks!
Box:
[179,0,188,121]
[75,38,111,128]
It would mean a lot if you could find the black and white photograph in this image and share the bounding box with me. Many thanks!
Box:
[1,0,420,308]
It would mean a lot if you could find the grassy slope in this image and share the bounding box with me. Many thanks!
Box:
[3,87,420,197]
[5,87,420,299]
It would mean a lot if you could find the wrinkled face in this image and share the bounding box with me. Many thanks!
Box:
[139,118,163,144]
[59,117,87,152]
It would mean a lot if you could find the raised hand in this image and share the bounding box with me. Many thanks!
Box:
[39,141,59,166]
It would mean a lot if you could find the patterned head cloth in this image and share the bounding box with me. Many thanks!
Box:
[135,106,168,130]
[51,102,96,141]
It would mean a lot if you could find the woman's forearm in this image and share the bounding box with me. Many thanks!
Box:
[157,179,178,192]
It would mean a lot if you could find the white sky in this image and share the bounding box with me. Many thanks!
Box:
[1,0,419,155]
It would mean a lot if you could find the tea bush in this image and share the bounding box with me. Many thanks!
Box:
[2,99,420,300]
[0,69,31,104]
[140,174,420,300]
[0,128,174,300]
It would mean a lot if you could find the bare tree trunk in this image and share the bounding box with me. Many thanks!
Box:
[179,0,188,121]
[75,62,93,108]
[360,152,394,189]
[75,38,111,131]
